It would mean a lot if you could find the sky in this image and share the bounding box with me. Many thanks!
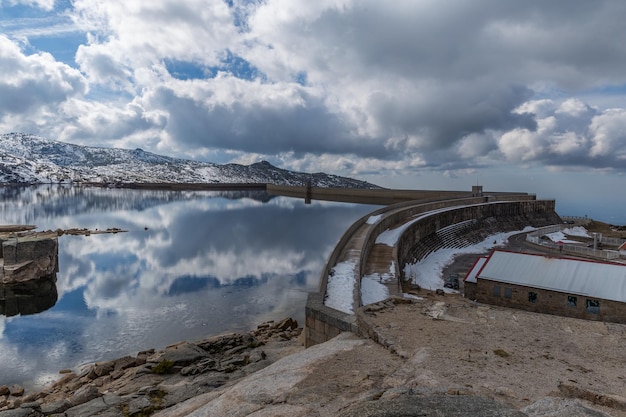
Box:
[1,0,626,222]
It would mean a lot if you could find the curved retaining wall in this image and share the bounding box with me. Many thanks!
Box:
[305,197,557,347]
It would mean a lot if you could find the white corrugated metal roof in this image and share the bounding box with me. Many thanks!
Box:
[464,257,487,284]
[477,251,626,303]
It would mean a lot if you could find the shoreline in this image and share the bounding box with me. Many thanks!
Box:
[0,318,304,415]
[3,295,625,416]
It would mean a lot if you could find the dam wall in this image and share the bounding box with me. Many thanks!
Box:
[267,184,531,206]
[305,197,559,347]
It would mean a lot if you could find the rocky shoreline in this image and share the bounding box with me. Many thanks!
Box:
[0,318,302,417]
[3,295,626,417]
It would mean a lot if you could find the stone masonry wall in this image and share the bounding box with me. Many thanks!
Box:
[475,279,626,324]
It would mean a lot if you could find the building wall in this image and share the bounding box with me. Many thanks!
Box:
[475,278,626,324]
[464,282,477,300]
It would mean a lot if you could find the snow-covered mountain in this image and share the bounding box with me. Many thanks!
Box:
[0,133,378,188]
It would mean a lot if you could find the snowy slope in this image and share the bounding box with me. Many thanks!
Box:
[0,133,378,188]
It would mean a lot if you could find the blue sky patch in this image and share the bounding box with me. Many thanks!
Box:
[165,52,266,82]
[165,59,212,80]
[27,33,84,67]
[295,71,308,86]
[0,0,83,67]
[218,50,266,81]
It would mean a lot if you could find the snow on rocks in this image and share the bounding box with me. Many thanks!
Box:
[562,226,591,238]
[544,231,580,244]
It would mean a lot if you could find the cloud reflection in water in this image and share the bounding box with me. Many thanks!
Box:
[0,186,377,388]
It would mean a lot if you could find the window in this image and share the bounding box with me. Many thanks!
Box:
[493,285,501,297]
[504,287,512,299]
[567,296,577,308]
[528,292,537,303]
[586,299,600,314]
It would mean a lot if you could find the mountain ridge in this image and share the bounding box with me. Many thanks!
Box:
[0,133,379,188]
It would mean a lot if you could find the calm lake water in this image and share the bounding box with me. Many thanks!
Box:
[0,185,378,388]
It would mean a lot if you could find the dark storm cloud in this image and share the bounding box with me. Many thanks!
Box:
[367,84,536,150]
[152,86,390,158]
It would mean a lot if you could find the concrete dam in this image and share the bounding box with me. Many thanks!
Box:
[271,186,562,347]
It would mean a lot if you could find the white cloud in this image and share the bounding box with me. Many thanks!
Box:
[4,0,626,178]
[589,109,626,159]
[71,0,237,69]
[0,35,86,126]
[1,0,55,10]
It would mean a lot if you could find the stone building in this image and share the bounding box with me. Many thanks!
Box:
[464,250,626,323]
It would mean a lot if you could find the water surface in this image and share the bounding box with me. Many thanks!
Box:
[0,185,378,388]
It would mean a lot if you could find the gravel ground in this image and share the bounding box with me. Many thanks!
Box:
[358,294,626,416]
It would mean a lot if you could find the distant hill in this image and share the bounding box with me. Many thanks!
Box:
[0,133,378,188]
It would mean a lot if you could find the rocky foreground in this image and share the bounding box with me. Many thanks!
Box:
[0,318,302,417]
[2,295,626,417]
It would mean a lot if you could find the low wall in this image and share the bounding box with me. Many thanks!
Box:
[305,196,557,347]
[304,293,358,347]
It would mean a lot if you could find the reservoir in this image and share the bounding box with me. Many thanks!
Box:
[0,185,378,388]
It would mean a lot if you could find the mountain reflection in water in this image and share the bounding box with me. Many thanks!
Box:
[0,185,378,388]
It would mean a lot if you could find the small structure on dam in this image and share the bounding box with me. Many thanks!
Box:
[0,228,59,316]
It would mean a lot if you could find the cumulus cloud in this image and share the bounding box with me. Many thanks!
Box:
[4,0,626,177]
[1,0,55,10]
[0,35,86,115]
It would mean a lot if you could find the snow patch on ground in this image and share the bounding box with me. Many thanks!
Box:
[361,274,390,305]
[403,293,423,300]
[404,227,535,292]
[562,226,590,238]
[324,261,356,314]
[544,231,582,244]
[375,217,419,246]
[360,260,396,306]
